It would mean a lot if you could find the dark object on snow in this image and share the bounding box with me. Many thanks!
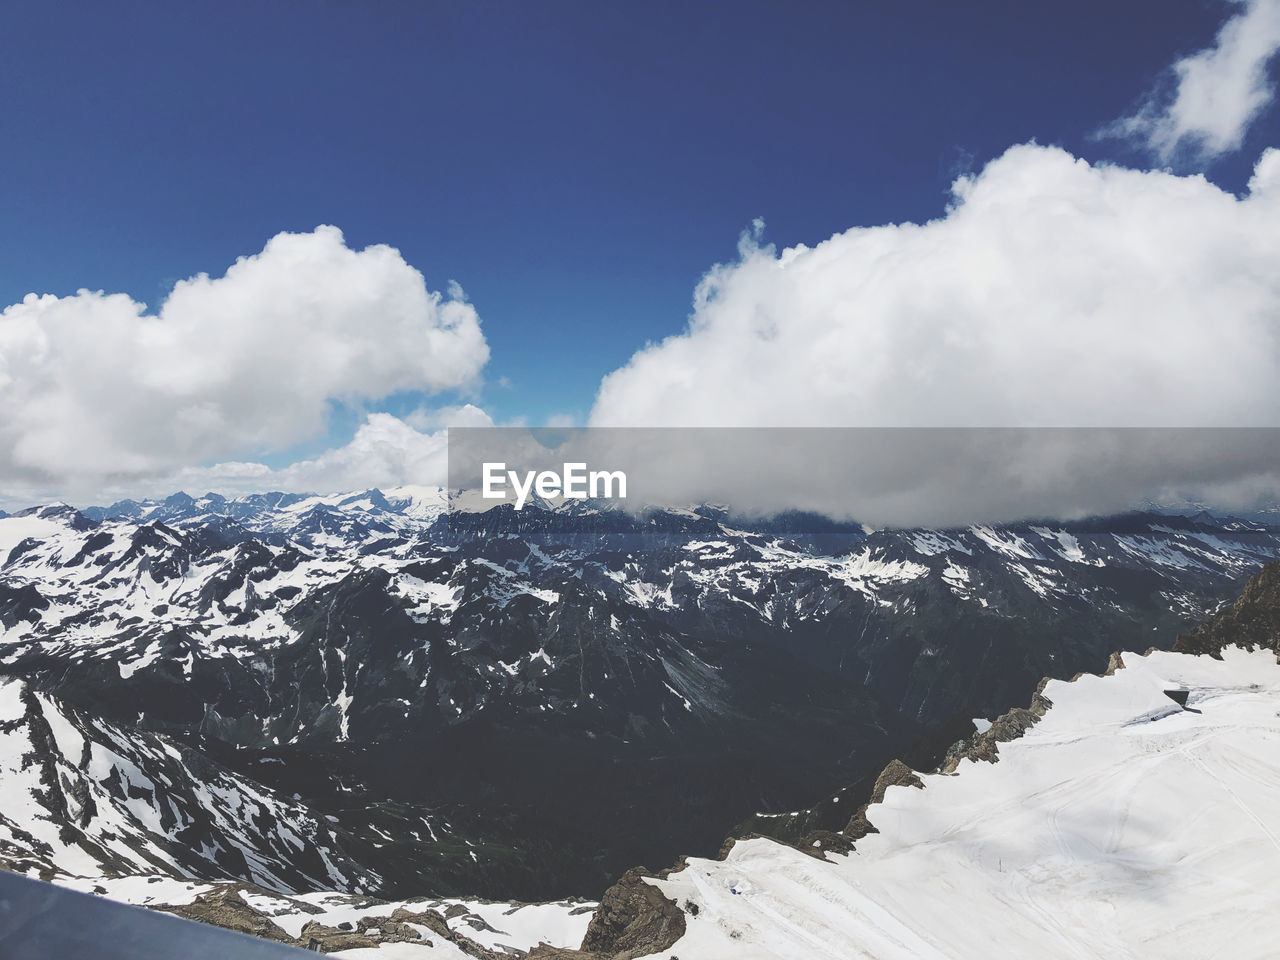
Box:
[1164,689,1191,708]
[0,868,311,959]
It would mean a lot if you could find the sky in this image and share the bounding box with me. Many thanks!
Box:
[2,0,1280,509]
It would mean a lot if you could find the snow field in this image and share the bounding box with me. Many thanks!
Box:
[643,647,1280,960]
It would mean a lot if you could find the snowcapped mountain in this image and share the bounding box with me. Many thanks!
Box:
[634,644,1280,960]
[0,676,377,895]
[1,489,1279,907]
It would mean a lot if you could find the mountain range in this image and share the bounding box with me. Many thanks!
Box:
[1,487,1278,948]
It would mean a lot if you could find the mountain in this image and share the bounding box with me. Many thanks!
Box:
[601,561,1280,958]
[0,667,594,957]
[0,676,376,895]
[1174,559,1280,657]
[614,644,1280,959]
[2,490,1279,904]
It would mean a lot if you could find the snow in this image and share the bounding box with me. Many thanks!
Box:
[0,672,378,894]
[472,559,560,607]
[442,899,594,952]
[641,647,1280,960]
[396,574,461,620]
[3,493,1278,698]
[1009,561,1057,599]
[970,525,1043,561]
[1112,535,1204,570]
[331,945,469,960]
[662,680,693,712]
[242,889,592,955]
[940,561,973,600]
[1030,527,1096,565]
[908,532,971,557]
[381,486,448,522]
[56,872,213,906]
[0,515,67,559]
[834,552,929,591]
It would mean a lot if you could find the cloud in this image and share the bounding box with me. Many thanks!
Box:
[3,405,495,510]
[590,144,1280,430]
[449,426,1280,528]
[1107,0,1280,163]
[204,412,455,495]
[0,226,489,491]
[403,403,495,432]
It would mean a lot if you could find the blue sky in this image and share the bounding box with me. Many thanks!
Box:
[2,1,1267,422]
[2,0,1280,504]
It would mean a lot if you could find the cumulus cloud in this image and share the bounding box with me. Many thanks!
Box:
[403,402,496,432]
[0,226,489,490]
[1,405,496,511]
[590,144,1280,430]
[199,412,455,495]
[1107,0,1280,163]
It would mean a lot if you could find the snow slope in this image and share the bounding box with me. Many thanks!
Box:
[0,677,378,894]
[643,647,1280,960]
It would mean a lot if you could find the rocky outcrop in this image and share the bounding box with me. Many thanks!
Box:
[297,921,381,952]
[940,678,1054,774]
[158,882,514,957]
[840,759,925,842]
[166,885,297,944]
[550,866,687,960]
[1173,560,1280,658]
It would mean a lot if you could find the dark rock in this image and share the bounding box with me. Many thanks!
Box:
[1173,561,1280,658]
[297,920,379,951]
[576,867,686,960]
[167,886,297,945]
[843,759,925,840]
[939,679,1054,775]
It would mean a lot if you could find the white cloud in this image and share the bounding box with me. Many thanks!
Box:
[217,412,454,495]
[9,407,491,510]
[0,226,489,491]
[403,402,495,432]
[1109,0,1280,163]
[590,144,1280,430]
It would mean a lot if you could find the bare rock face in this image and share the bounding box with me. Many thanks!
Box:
[1103,651,1127,675]
[842,759,925,841]
[939,678,1054,775]
[389,905,454,937]
[297,921,382,952]
[166,886,297,945]
[571,866,687,960]
[1174,560,1280,658]
[868,758,925,804]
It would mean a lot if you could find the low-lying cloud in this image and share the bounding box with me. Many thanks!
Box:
[449,427,1280,529]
